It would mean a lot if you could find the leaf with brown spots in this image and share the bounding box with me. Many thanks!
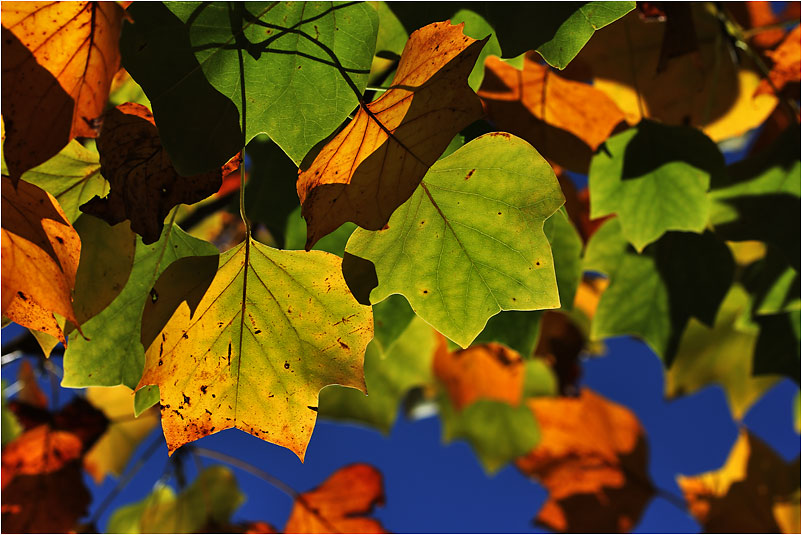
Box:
[1,1,123,183]
[677,430,800,533]
[81,103,236,244]
[1,176,82,345]
[138,239,373,458]
[478,54,627,173]
[284,464,386,534]
[297,21,487,249]
[517,388,654,533]
[756,25,801,96]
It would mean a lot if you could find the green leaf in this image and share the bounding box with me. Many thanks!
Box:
[743,246,800,316]
[138,238,373,457]
[584,218,734,362]
[589,120,725,251]
[1,381,21,447]
[472,310,542,357]
[345,133,564,348]
[125,2,378,171]
[544,208,583,309]
[666,285,779,419]
[319,316,438,432]
[753,310,801,381]
[440,397,540,473]
[13,140,107,224]
[285,206,356,257]
[243,135,301,248]
[106,466,244,534]
[711,127,800,270]
[62,223,218,393]
[523,359,558,397]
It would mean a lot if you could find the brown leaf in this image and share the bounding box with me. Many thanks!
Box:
[677,431,800,533]
[434,343,525,410]
[81,103,226,244]
[479,55,626,173]
[517,388,654,533]
[756,25,801,96]
[1,176,82,344]
[297,21,486,249]
[15,361,47,409]
[1,2,123,182]
[534,312,585,396]
[284,464,386,534]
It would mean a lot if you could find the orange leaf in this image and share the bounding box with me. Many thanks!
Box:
[284,464,386,534]
[1,1,123,182]
[81,103,231,244]
[434,343,525,410]
[297,21,486,249]
[517,389,654,533]
[1,426,82,488]
[16,361,47,409]
[479,55,626,173]
[1,177,82,345]
[756,25,801,96]
[677,431,800,533]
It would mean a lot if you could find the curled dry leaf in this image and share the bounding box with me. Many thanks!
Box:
[434,342,525,409]
[1,176,82,345]
[285,464,386,534]
[81,103,236,245]
[677,431,800,533]
[479,55,626,173]
[756,25,801,96]
[1,1,123,182]
[297,21,486,249]
[517,388,654,533]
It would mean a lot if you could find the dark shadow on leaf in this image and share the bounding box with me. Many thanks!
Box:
[342,253,378,306]
[754,313,801,381]
[1,27,74,184]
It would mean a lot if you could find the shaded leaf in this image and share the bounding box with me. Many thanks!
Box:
[544,209,583,309]
[742,245,800,316]
[472,310,542,358]
[297,21,486,248]
[753,310,801,381]
[584,218,734,362]
[81,104,228,245]
[667,285,779,419]
[15,361,47,409]
[517,388,654,533]
[61,224,217,395]
[756,25,801,96]
[11,140,107,224]
[534,311,587,396]
[589,120,725,251]
[1,177,82,344]
[677,431,800,533]
[479,54,627,173]
[83,385,159,483]
[284,464,386,533]
[284,206,356,257]
[319,315,441,433]
[139,239,373,458]
[345,133,563,348]
[1,2,123,181]
[107,465,244,534]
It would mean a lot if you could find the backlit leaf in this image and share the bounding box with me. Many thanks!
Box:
[298,21,486,248]
[589,120,725,251]
[1,177,82,344]
[677,431,800,533]
[517,388,654,533]
[284,464,386,533]
[81,103,228,245]
[139,239,373,458]
[61,224,217,395]
[756,25,801,96]
[1,2,123,181]
[479,55,627,173]
[107,466,244,534]
[345,133,563,348]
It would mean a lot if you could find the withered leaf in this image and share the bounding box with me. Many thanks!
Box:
[517,388,654,533]
[284,464,386,534]
[1,1,123,182]
[297,21,486,249]
[1,176,82,345]
[81,103,228,244]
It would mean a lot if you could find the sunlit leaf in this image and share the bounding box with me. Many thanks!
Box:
[756,25,801,96]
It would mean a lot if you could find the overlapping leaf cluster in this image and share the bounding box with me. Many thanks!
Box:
[1,1,799,533]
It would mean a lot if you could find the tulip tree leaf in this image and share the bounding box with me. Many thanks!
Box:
[584,218,734,363]
[345,133,564,348]
[590,120,725,252]
[62,224,218,392]
[138,238,373,458]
